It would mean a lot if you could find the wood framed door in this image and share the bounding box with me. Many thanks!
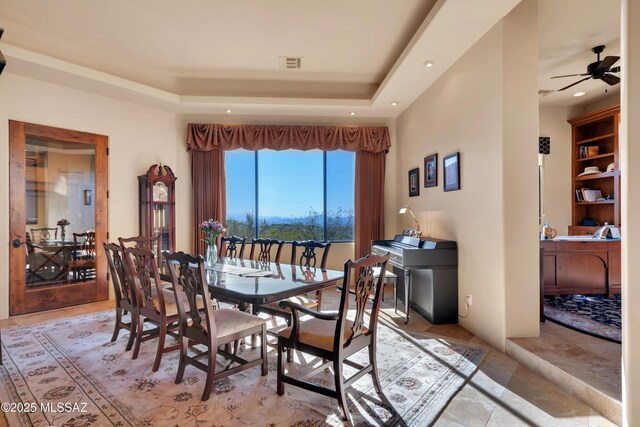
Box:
[9,121,109,315]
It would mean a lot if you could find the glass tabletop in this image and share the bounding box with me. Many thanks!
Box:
[204,257,344,305]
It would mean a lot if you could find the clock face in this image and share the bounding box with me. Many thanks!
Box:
[153,182,168,202]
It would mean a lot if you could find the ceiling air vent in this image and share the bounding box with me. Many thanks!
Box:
[538,89,555,97]
[278,56,302,69]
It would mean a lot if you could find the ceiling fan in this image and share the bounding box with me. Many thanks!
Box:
[551,45,620,91]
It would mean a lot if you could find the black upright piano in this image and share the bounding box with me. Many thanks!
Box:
[372,235,458,324]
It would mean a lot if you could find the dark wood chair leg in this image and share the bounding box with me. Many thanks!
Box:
[125,313,137,351]
[334,359,350,422]
[175,336,188,384]
[202,343,216,401]
[152,322,167,372]
[369,342,382,393]
[132,314,144,359]
[316,290,323,311]
[260,326,268,376]
[111,306,122,342]
[277,340,285,396]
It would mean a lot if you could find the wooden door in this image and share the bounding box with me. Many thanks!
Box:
[9,121,109,315]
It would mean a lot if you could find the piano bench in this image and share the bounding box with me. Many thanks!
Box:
[372,267,397,303]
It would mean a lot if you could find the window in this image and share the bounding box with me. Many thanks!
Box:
[226,149,354,242]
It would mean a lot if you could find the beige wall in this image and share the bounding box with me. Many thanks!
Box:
[621,0,639,423]
[395,1,539,350]
[0,72,191,319]
[539,105,572,234]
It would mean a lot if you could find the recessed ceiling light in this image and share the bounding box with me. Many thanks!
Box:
[225,109,232,113]
[349,111,356,116]
[391,101,399,106]
[423,60,435,68]
[573,91,586,97]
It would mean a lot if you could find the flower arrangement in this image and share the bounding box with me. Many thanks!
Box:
[199,219,226,246]
[57,219,70,227]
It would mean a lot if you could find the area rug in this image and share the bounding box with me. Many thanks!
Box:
[544,294,621,343]
[0,311,485,427]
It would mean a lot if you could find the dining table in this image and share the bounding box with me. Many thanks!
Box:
[204,257,344,305]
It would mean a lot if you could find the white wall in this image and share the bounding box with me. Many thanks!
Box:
[539,105,572,234]
[395,1,539,350]
[0,72,191,319]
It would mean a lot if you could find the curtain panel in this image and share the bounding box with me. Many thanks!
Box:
[187,123,389,258]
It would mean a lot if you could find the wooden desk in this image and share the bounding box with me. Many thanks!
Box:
[540,238,621,297]
[204,258,343,305]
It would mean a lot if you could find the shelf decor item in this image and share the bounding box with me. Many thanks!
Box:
[138,164,177,252]
[424,154,437,188]
[199,219,226,268]
[408,168,420,197]
[57,218,70,242]
[443,152,460,192]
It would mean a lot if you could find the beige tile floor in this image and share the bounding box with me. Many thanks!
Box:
[0,289,619,427]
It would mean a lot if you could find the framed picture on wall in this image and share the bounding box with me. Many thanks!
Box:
[443,152,460,192]
[424,153,437,188]
[408,168,419,197]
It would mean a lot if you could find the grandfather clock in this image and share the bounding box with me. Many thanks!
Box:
[138,164,176,252]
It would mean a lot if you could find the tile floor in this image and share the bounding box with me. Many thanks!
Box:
[0,289,620,426]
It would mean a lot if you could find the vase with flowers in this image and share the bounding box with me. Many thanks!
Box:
[199,219,226,268]
[57,219,70,242]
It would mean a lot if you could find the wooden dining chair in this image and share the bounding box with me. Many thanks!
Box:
[67,231,96,281]
[30,227,58,243]
[277,252,390,423]
[103,243,137,351]
[122,246,185,372]
[219,235,247,259]
[249,238,284,263]
[164,251,268,401]
[290,240,332,310]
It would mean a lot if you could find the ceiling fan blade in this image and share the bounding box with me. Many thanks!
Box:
[558,77,592,91]
[602,74,620,86]
[598,56,619,70]
[550,73,589,79]
[609,66,621,73]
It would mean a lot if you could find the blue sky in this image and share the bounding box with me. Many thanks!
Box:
[226,149,354,218]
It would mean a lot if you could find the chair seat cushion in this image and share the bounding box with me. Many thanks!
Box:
[278,318,368,352]
[259,295,318,313]
[372,266,397,282]
[204,308,267,339]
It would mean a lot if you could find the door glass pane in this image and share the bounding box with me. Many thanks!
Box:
[25,138,96,288]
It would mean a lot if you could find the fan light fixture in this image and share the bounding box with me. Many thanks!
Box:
[399,205,420,231]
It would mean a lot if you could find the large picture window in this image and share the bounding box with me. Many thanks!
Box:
[226,149,354,241]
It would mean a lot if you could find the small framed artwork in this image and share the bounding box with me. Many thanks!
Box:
[84,189,92,205]
[443,152,460,192]
[408,168,420,197]
[424,153,437,188]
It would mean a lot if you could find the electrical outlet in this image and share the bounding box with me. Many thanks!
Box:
[464,294,473,308]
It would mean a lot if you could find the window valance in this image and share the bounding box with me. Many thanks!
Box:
[186,123,390,154]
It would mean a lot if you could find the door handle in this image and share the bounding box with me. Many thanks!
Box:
[12,239,26,248]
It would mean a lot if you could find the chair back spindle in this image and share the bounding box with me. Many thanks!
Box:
[219,236,247,259]
[250,238,284,264]
[122,247,165,315]
[164,252,216,341]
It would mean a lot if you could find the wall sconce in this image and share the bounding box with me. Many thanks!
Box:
[399,205,420,231]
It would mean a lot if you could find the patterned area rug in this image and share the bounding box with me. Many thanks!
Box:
[544,294,621,343]
[0,311,485,426]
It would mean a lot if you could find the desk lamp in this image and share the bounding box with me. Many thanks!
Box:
[399,206,420,231]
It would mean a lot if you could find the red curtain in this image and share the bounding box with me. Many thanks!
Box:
[187,123,390,259]
[354,151,386,259]
[191,150,226,256]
